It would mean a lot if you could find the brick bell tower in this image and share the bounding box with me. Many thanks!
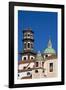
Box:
[21,28,36,61]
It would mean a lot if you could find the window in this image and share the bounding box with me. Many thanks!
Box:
[24,57,26,60]
[24,43,26,48]
[28,67,30,69]
[27,72,30,75]
[28,43,30,48]
[24,33,27,37]
[31,34,33,37]
[43,70,44,73]
[18,74,19,77]
[31,34,33,38]
[45,55,48,57]
[28,34,30,37]
[42,62,44,67]
[49,63,53,72]
[36,62,38,67]
[31,57,33,60]
[35,70,38,73]
[23,67,26,69]
[31,43,33,48]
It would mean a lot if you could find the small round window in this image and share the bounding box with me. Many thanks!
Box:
[45,55,48,57]
[35,70,38,73]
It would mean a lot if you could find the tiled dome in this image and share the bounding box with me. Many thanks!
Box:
[36,51,44,61]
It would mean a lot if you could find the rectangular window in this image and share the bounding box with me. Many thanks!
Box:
[36,62,38,67]
[42,62,44,67]
[49,63,53,72]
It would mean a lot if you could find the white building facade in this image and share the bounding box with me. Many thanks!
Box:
[18,29,57,79]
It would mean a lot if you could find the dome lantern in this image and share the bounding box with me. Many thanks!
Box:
[48,39,52,48]
[44,39,56,54]
[36,51,43,61]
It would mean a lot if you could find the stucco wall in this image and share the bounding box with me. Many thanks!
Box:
[44,59,57,77]
[32,69,45,78]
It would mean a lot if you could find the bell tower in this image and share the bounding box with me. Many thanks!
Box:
[23,28,34,52]
[21,28,36,61]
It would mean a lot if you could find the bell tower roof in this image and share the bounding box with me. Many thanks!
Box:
[23,28,34,33]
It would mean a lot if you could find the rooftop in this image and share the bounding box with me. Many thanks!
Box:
[35,51,44,61]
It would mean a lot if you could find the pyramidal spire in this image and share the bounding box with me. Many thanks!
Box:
[48,39,52,48]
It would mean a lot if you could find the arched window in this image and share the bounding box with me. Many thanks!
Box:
[27,72,30,75]
[28,43,30,48]
[28,34,30,37]
[24,43,26,48]
[24,57,26,60]
[31,57,33,60]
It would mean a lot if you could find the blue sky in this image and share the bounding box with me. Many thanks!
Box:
[18,10,57,60]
